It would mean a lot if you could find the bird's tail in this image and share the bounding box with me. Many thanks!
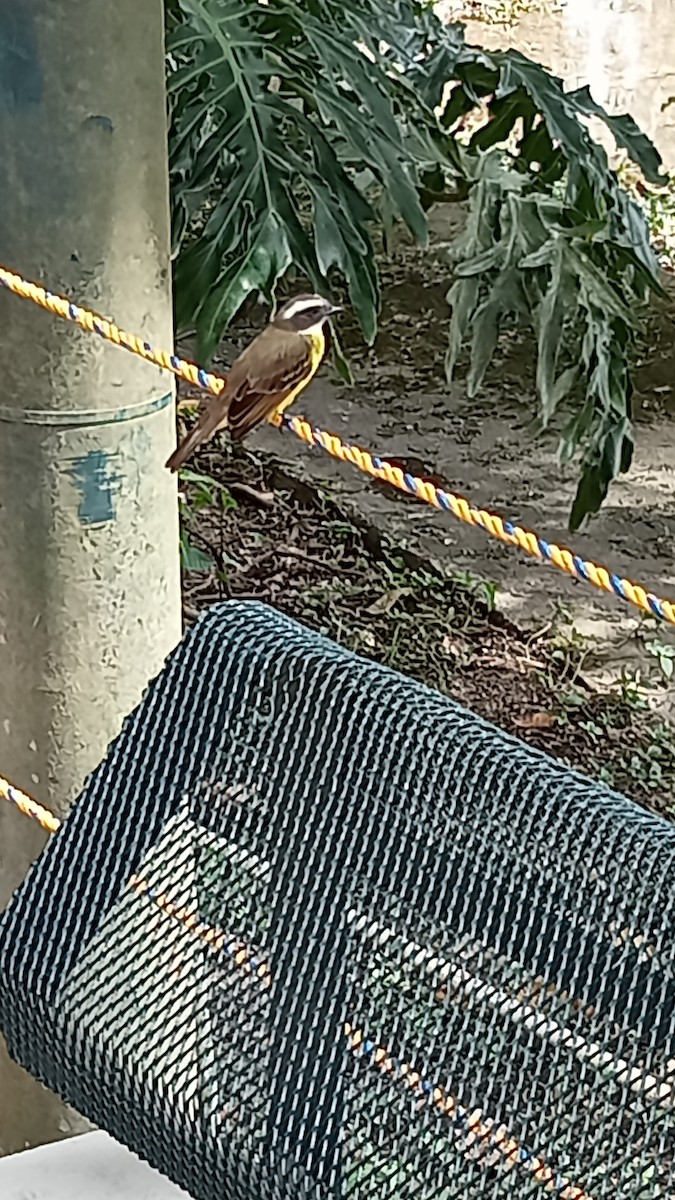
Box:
[165,404,227,472]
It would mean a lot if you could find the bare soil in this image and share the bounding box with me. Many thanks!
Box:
[176,206,675,820]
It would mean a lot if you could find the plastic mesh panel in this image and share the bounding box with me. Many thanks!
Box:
[2,600,675,1200]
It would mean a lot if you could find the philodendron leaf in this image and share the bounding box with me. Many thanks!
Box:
[467,297,501,397]
[168,0,434,354]
[309,138,380,343]
[570,417,634,532]
[567,85,668,187]
[446,276,480,381]
[180,534,214,573]
[194,209,294,361]
[535,239,576,424]
[168,0,665,527]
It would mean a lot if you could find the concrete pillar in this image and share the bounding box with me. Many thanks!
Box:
[0,0,181,1153]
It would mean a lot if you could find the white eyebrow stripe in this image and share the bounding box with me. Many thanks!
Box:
[279,296,323,319]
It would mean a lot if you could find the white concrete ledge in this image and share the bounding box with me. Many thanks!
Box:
[0,1131,191,1198]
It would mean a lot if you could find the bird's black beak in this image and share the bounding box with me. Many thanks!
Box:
[326,304,342,316]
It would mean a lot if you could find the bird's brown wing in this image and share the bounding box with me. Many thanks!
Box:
[227,327,314,441]
[165,327,314,471]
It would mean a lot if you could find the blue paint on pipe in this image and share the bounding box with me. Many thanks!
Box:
[0,1,43,109]
[65,450,123,527]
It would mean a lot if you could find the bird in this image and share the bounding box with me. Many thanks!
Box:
[165,293,341,472]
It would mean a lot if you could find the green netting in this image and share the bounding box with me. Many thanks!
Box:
[1,601,675,1199]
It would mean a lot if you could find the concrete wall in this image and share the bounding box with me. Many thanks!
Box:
[439,0,675,171]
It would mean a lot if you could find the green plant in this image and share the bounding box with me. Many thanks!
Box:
[645,638,675,681]
[617,667,648,710]
[177,466,237,572]
[619,163,675,268]
[167,0,667,528]
[452,569,499,611]
[620,723,675,793]
[433,50,667,529]
[167,0,456,359]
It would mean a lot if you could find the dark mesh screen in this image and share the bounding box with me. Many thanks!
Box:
[2,601,675,1199]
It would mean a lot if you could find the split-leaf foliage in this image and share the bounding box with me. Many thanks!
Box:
[167,0,667,528]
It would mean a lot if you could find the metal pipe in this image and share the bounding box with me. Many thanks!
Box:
[0,0,181,1153]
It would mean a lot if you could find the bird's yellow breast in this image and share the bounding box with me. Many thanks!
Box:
[306,327,326,374]
[275,328,326,415]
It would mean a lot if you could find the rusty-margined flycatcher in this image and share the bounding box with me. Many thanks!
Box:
[165,293,341,471]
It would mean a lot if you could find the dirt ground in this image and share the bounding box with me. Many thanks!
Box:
[176,204,675,820]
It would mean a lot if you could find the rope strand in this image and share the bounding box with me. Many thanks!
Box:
[0,263,672,627]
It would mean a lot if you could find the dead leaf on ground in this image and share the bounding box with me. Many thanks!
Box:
[513,711,557,731]
[228,481,276,507]
[367,588,406,615]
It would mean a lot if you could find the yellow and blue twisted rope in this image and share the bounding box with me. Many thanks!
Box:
[0,263,672,628]
[0,266,226,396]
[0,772,61,835]
[280,415,675,624]
[0,772,271,981]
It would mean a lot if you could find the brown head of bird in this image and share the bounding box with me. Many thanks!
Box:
[271,293,342,333]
